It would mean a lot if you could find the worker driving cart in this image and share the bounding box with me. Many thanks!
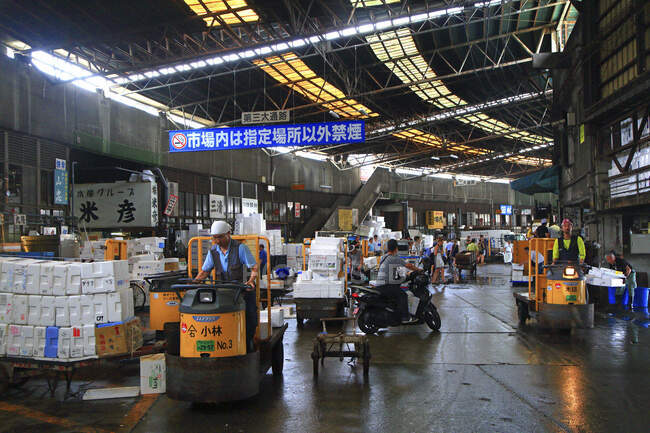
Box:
[552,218,585,264]
[194,221,259,353]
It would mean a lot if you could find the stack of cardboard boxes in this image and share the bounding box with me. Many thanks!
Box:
[0,257,140,360]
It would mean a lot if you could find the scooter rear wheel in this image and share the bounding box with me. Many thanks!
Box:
[358,311,379,335]
[423,304,441,331]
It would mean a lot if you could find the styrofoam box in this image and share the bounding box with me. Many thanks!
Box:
[309,254,341,272]
[53,263,71,296]
[0,323,7,355]
[6,325,21,356]
[81,261,129,294]
[511,263,524,271]
[58,327,72,359]
[27,295,42,326]
[131,261,165,280]
[83,324,96,356]
[40,296,55,327]
[259,308,284,327]
[107,287,134,323]
[12,259,35,294]
[65,263,82,295]
[93,293,108,324]
[25,262,42,295]
[19,325,34,357]
[292,281,325,298]
[68,295,82,327]
[70,326,84,358]
[39,262,56,295]
[55,296,70,327]
[327,281,345,298]
[0,293,13,323]
[13,295,28,325]
[0,259,17,292]
[80,295,94,325]
[407,293,419,315]
[34,326,46,357]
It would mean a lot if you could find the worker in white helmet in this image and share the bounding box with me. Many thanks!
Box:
[194,220,259,352]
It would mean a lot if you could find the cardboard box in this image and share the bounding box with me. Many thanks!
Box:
[140,353,166,394]
[95,317,143,357]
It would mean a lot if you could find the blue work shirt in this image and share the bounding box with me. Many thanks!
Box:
[202,241,257,272]
[259,248,267,266]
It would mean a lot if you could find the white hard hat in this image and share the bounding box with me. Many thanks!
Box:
[210,220,231,235]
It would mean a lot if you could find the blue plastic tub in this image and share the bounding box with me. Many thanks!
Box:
[608,287,628,304]
[44,326,59,358]
[633,287,648,308]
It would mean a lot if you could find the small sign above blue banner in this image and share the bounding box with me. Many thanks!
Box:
[500,205,512,215]
[168,120,365,153]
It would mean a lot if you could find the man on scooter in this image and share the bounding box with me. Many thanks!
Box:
[377,239,423,324]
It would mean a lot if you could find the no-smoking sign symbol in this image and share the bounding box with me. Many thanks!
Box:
[171,133,187,150]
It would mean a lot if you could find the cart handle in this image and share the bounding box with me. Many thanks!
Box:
[170,283,250,304]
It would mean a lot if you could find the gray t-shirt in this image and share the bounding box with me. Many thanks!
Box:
[376,254,407,285]
[349,249,362,267]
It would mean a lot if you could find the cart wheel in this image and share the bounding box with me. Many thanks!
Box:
[296,314,304,329]
[272,342,284,376]
[517,301,529,325]
[362,342,371,377]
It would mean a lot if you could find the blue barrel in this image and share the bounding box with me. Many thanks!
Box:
[633,287,649,308]
[608,287,629,304]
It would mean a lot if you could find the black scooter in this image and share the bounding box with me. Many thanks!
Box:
[351,261,441,334]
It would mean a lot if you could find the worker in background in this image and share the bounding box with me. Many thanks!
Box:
[535,218,550,238]
[258,243,268,276]
[605,251,636,309]
[430,237,447,284]
[477,235,487,265]
[465,236,472,250]
[526,225,534,239]
[552,219,585,264]
[410,235,422,256]
[466,238,479,255]
[503,240,513,264]
[349,240,364,281]
[524,246,545,274]
[548,218,561,239]
[377,239,422,324]
[194,221,259,352]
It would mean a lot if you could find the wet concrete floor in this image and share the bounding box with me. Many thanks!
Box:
[0,264,648,432]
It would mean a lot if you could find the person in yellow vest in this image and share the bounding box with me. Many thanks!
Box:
[526,225,534,240]
[552,219,585,264]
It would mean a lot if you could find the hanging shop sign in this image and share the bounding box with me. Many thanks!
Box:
[209,194,226,219]
[241,198,258,216]
[74,182,158,228]
[294,202,301,218]
[426,211,444,229]
[500,205,513,215]
[241,110,290,124]
[54,158,68,205]
[168,120,365,153]
[163,194,178,216]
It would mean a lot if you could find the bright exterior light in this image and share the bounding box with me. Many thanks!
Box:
[450,154,458,159]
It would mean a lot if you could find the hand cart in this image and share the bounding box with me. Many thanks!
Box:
[311,317,370,378]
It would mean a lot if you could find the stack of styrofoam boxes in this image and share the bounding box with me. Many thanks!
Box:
[128,237,166,259]
[286,244,304,270]
[0,257,134,360]
[586,267,625,287]
[80,240,107,260]
[293,238,345,299]
[129,254,165,280]
[235,213,266,235]
[511,263,526,283]
[262,230,283,256]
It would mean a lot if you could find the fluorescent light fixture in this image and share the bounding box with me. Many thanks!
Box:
[329,110,340,119]
[446,7,464,15]
[267,185,276,192]
[411,13,429,23]
[431,156,440,160]
[450,154,458,159]
[309,35,321,43]
[206,56,223,65]
[225,53,239,62]
[289,39,307,48]
[341,27,357,37]
[190,60,207,68]
[392,16,410,26]
[357,23,375,34]
[6,47,14,58]
[324,31,340,40]
[271,42,289,51]
[144,71,160,78]
[375,19,392,30]
[320,185,333,189]
[239,50,255,58]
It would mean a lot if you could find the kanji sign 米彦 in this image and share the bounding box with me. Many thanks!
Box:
[75,182,159,228]
[168,120,364,153]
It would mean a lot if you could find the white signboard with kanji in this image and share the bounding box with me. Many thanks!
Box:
[241,110,290,124]
[209,194,226,219]
[241,198,258,217]
[75,182,158,228]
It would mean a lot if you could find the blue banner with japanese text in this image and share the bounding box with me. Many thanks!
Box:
[168,120,365,152]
